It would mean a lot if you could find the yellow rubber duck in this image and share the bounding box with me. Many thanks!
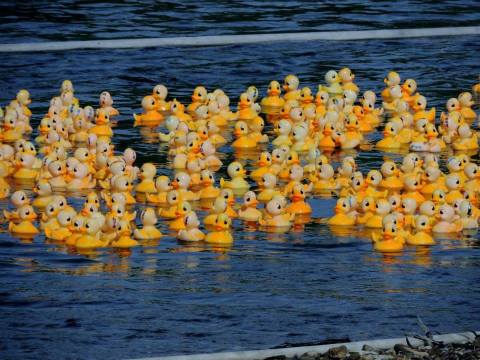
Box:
[158,190,181,219]
[272,119,292,147]
[13,153,39,181]
[458,92,476,120]
[318,121,336,149]
[204,197,228,226]
[250,152,273,180]
[152,84,169,113]
[371,221,405,253]
[299,87,314,107]
[400,79,417,105]
[177,211,205,242]
[231,121,257,149]
[376,122,401,149]
[356,196,375,225]
[135,163,157,193]
[319,70,343,96]
[44,209,76,241]
[412,94,435,123]
[171,172,199,201]
[146,176,172,204]
[311,163,339,192]
[406,215,435,245]
[380,161,403,190]
[315,90,329,117]
[99,91,119,117]
[464,163,480,192]
[89,109,113,139]
[282,74,301,100]
[259,197,294,229]
[452,123,478,151]
[220,162,249,190]
[237,93,257,121]
[169,201,192,231]
[205,213,233,244]
[328,197,356,226]
[420,166,446,196]
[286,184,311,215]
[133,95,163,127]
[458,200,478,230]
[187,86,207,116]
[4,190,30,221]
[381,71,401,102]
[238,191,262,222]
[8,205,39,236]
[198,170,220,199]
[257,173,281,202]
[432,204,462,233]
[444,174,464,205]
[134,208,162,240]
[111,220,138,248]
[365,199,391,228]
[339,67,359,93]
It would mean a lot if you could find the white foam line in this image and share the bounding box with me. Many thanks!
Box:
[128,331,477,360]
[1,26,479,53]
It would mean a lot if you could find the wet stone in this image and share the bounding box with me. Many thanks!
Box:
[327,345,348,359]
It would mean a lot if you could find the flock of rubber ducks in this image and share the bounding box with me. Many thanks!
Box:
[1,72,479,254]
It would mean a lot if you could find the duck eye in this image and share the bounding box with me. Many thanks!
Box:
[86,224,90,229]
[224,220,228,225]
[277,205,281,210]
[375,204,378,208]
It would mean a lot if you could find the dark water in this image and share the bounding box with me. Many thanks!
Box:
[1,2,480,360]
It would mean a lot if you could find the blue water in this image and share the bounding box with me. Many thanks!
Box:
[1,2,480,359]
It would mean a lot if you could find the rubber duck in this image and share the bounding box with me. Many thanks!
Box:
[187,86,207,116]
[216,93,237,121]
[237,92,257,121]
[259,197,293,229]
[152,84,169,113]
[257,173,281,202]
[9,205,39,236]
[464,163,480,192]
[169,202,192,230]
[379,161,402,190]
[458,200,478,230]
[365,199,391,228]
[145,176,171,204]
[159,116,179,142]
[231,121,257,149]
[66,162,95,191]
[356,196,375,225]
[186,158,203,186]
[327,197,356,226]
[286,184,312,215]
[272,119,292,147]
[0,161,10,199]
[134,208,162,240]
[4,190,30,221]
[282,74,301,100]
[315,90,329,117]
[205,213,233,244]
[207,100,227,127]
[445,174,464,205]
[412,94,435,123]
[291,124,313,152]
[432,204,462,233]
[381,71,401,102]
[135,163,157,193]
[452,123,478,151]
[44,208,76,241]
[299,87,314,108]
[269,148,286,176]
[250,152,273,180]
[158,190,181,219]
[320,70,343,96]
[203,197,228,226]
[311,163,339,192]
[400,198,417,228]
[110,175,136,205]
[401,174,425,204]
[133,95,163,127]
[171,172,199,201]
[99,91,119,117]
[249,116,269,144]
[170,99,192,124]
[177,211,205,242]
[238,191,263,222]
[318,121,337,148]
[196,169,219,199]
[220,162,249,190]
[400,79,417,105]
[420,166,446,196]
[89,109,113,139]
[376,122,401,149]
[111,220,138,248]
[458,92,476,121]
[206,121,226,147]
[406,215,435,246]
[13,153,38,180]
[371,221,405,253]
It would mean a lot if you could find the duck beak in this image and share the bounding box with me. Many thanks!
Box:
[270,89,279,96]
[258,160,267,167]
[234,128,242,137]
[215,225,224,231]
[292,194,302,202]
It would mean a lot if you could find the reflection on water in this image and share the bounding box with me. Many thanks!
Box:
[1,3,480,359]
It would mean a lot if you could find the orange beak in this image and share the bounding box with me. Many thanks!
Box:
[192,145,200,154]
[234,128,242,137]
[257,160,267,167]
[215,225,225,231]
[171,181,179,189]
[292,194,303,202]
[269,89,279,96]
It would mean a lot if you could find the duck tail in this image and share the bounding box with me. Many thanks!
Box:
[133,114,141,127]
